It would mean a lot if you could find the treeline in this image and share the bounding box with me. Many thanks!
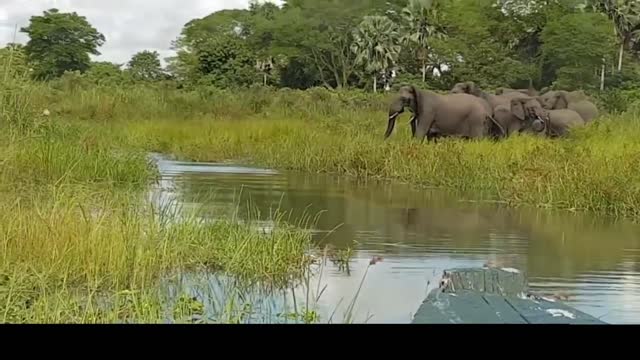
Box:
[168,0,640,93]
[2,0,640,94]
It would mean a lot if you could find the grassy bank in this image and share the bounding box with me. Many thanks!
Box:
[3,80,640,322]
[121,110,640,219]
[1,83,319,323]
[0,184,314,323]
[7,82,640,221]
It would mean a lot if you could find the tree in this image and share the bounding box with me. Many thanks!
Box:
[20,8,105,80]
[351,15,402,92]
[195,35,256,88]
[430,0,532,89]
[399,0,447,83]
[540,11,617,90]
[590,0,640,72]
[85,62,133,86]
[128,50,164,81]
[270,0,395,89]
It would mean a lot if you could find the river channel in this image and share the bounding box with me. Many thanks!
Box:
[148,154,640,324]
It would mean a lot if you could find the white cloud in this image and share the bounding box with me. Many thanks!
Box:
[0,0,282,66]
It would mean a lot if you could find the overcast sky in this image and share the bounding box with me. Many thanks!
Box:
[0,0,282,65]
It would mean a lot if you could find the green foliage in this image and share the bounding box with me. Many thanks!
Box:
[9,0,640,92]
[430,0,533,88]
[20,8,105,80]
[1,45,31,81]
[127,51,165,82]
[84,62,133,86]
[541,11,617,90]
[351,15,402,91]
[195,35,257,88]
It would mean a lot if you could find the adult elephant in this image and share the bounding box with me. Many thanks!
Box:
[494,96,585,138]
[496,87,539,97]
[450,81,524,116]
[537,90,599,123]
[384,85,505,141]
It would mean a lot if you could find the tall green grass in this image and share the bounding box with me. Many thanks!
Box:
[121,112,640,219]
[0,185,315,323]
[9,80,639,219]
[4,75,640,321]
[0,77,326,323]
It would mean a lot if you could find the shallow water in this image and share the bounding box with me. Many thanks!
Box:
[149,154,640,324]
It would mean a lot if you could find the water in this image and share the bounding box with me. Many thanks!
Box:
[148,154,640,324]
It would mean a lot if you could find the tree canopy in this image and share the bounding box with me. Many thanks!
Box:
[20,8,105,80]
[6,1,640,92]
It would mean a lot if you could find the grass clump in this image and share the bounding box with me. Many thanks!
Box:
[0,186,314,323]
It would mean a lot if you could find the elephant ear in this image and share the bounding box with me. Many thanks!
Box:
[510,99,526,121]
[409,85,421,116]
[465,81,476,94]
[554,92,568,109]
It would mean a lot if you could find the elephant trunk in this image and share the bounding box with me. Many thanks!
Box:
[384,112,399,139]
[385,98,405,139]
[531,118,545,133]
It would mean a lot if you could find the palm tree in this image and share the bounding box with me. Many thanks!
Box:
[351,15,402,93]
[399,0,447,83]
[591,0,640,72]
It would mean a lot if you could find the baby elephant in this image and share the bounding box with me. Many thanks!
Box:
[494,96,585,138]
[537,90,599,123]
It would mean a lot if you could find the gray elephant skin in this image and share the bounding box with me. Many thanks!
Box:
[495,87,539,97]
[495,96,585,138]
[450,81,528,116]
[384,85,505,141]
[538,90,599,123]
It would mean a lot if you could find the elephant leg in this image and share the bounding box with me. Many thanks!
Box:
[427,128,441,142]
[414,113,435,142]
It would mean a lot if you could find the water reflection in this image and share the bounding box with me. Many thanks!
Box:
[148,153,640,324]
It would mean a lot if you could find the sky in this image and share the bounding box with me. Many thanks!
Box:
[0,0,281,65]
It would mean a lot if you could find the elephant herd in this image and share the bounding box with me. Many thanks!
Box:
[384,82,600,141]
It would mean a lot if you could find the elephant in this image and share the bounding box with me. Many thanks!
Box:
[496,96,585,138]
[450,81,525,116]
[385,85,505,141]
[495,87,539,97]
[537,90,599,123]
[492,97,546,137]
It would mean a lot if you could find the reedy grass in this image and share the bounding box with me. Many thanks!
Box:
[4,77,640,322]
[0,185,315,323]
[121,112,640,219]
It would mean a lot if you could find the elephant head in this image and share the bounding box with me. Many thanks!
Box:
[510,97,548,135]
[538,90,597,123]
[450,81,480,96]
[538,90,588,110]
[538,91,567,110]
[385,85,419,139]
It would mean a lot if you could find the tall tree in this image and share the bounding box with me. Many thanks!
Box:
[351,15,402,92]
[430,0,532,89]
[540,11,617,89]
[128,50,164,82]
[399,0,447,83]
[590,0,640,72]
[20,8,105,80]
[271,0,394,89]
